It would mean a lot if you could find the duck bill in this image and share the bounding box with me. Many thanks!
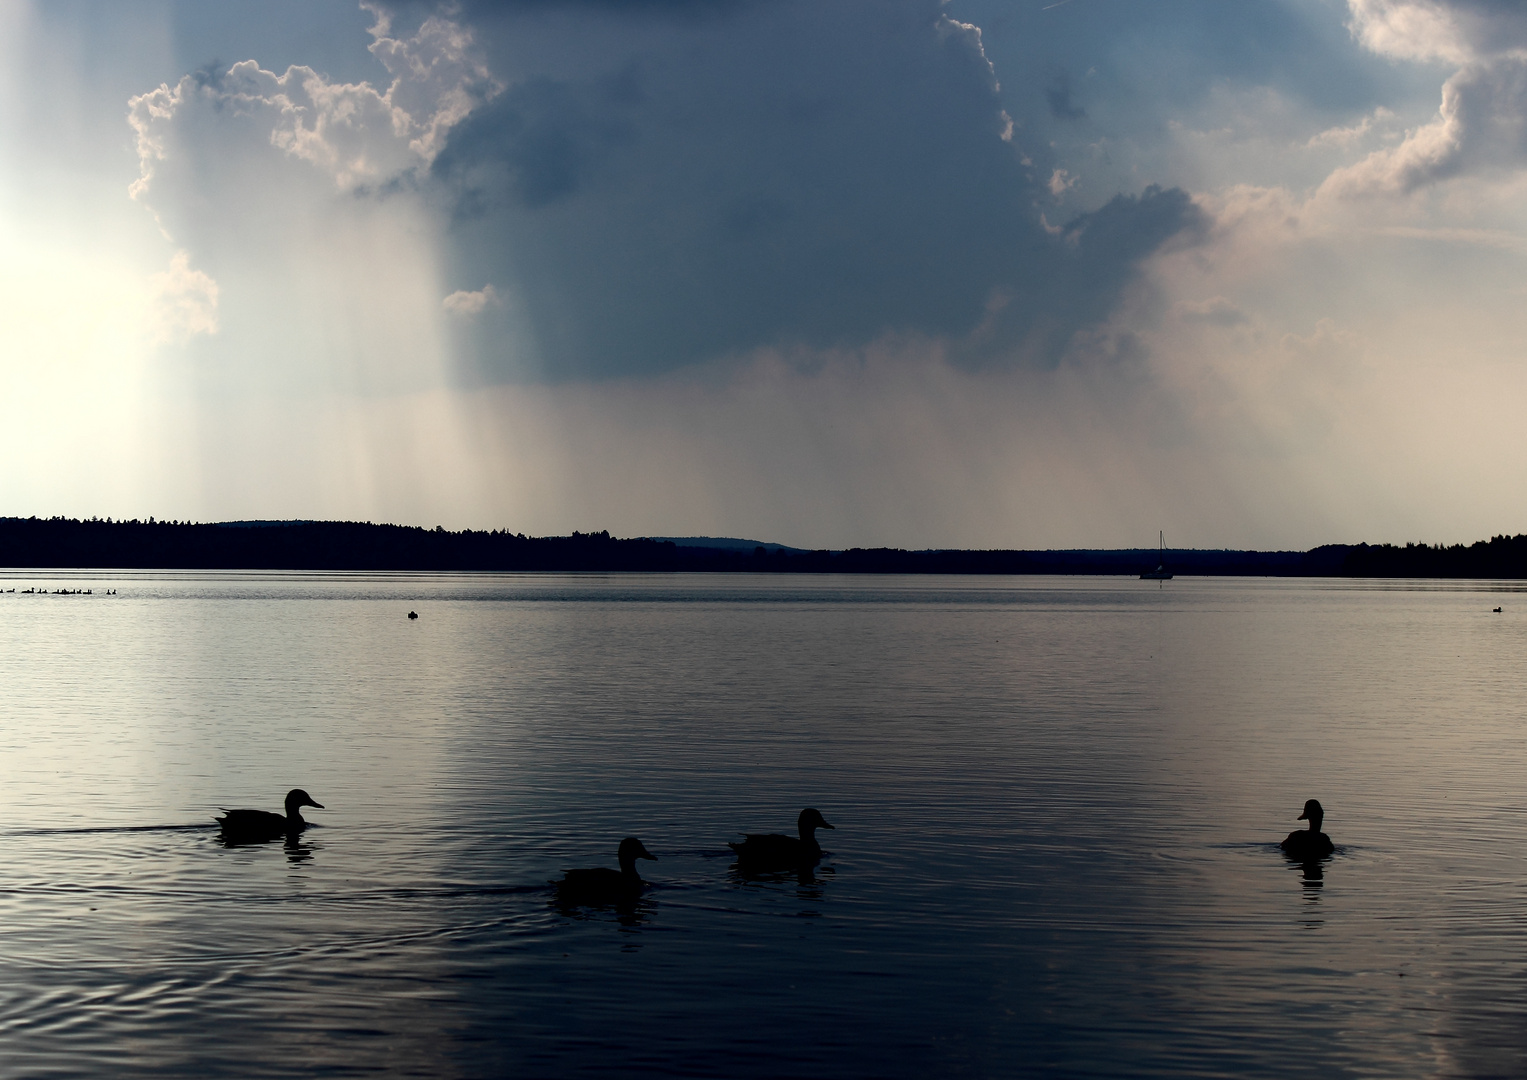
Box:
[307,800,325,810]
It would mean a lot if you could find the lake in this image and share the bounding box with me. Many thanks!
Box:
[2,572,1525,1077]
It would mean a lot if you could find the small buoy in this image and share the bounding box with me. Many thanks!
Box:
[407,611,418,620]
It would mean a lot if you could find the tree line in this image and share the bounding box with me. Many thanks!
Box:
[2,517,1525,577]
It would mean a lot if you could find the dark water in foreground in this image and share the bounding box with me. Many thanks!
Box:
[2,572,1527,1078]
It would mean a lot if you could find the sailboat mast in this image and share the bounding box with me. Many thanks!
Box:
[1140,530,1174,580]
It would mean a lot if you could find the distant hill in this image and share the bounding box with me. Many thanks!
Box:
[2,516,1526,578]
[648,537,806,554]
[214,519,316,528]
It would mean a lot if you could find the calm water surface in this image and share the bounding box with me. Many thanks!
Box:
[2,572,1527,1077]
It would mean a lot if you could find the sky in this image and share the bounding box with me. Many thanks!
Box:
[2,0,1526,550]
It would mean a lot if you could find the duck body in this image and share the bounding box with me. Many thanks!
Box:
[217,789,324,843]
[555,837,657,905]
[1282,829,1334,859]
[1280,799,1334,859]
[729,808,834,871]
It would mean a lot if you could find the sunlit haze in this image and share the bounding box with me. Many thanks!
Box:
[4,0,1526,549]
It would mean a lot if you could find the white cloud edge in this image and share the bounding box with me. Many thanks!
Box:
[443,284,501,316]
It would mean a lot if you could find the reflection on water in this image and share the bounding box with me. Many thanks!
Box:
[2,572,1527,1076]
[284,835,315,864]
[551,892,656,930]
[729,860,833,904]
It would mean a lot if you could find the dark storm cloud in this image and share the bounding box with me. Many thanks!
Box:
[971,0,1407,144]
[429,0,1200,380]
[961,185,1204,364]
[444,76,636,208]
[462,0,753,11]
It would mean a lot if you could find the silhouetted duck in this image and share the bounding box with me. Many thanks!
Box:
[216,789,325,842]
[554,837,657,904]
[407,611,418,620]
[729,808,834,870]
[1280,799,1334,859]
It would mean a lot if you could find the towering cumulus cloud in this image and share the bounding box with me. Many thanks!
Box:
[129,4,497,199]
[122,5,502,395]
[431,0,1200,378]
[126,0,1199,383]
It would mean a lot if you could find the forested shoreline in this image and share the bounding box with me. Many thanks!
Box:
[2,517,1526,577]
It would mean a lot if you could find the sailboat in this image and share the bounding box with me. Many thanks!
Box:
[1140,531,1173,580]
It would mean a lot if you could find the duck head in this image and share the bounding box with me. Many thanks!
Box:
[799,807,835,837]
[617,837,658,873]
[1297,799,1324,832]
[284,789,325,817]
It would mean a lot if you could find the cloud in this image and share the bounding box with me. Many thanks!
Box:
[1323,57,1527,195]
[120,1,1202,386]
[1324,1,1527,196]
[1305,107,1394,148]
[15,0,1527,549]
[1346,0,1477,64]
[361,2,503,162]
[1045,72,1086,121]
[121,4,507,395]
[128,4,497,202]
[428,0,1199,380]
[443,284,500,315]
[1346,0,1527,65]
[1174,296,1248,327]
[149,250,219,344]
[434,74,635,208]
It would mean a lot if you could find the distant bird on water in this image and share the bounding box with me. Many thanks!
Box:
[1280,799,1334,860]
[216,789,325,843]
[729,808,834,870]
[408,610,418,620]
[554,837,657,904]
[1494,607,1503,613]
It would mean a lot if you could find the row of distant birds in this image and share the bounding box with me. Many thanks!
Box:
[220,791,1336,900]
[3,587,113,594]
